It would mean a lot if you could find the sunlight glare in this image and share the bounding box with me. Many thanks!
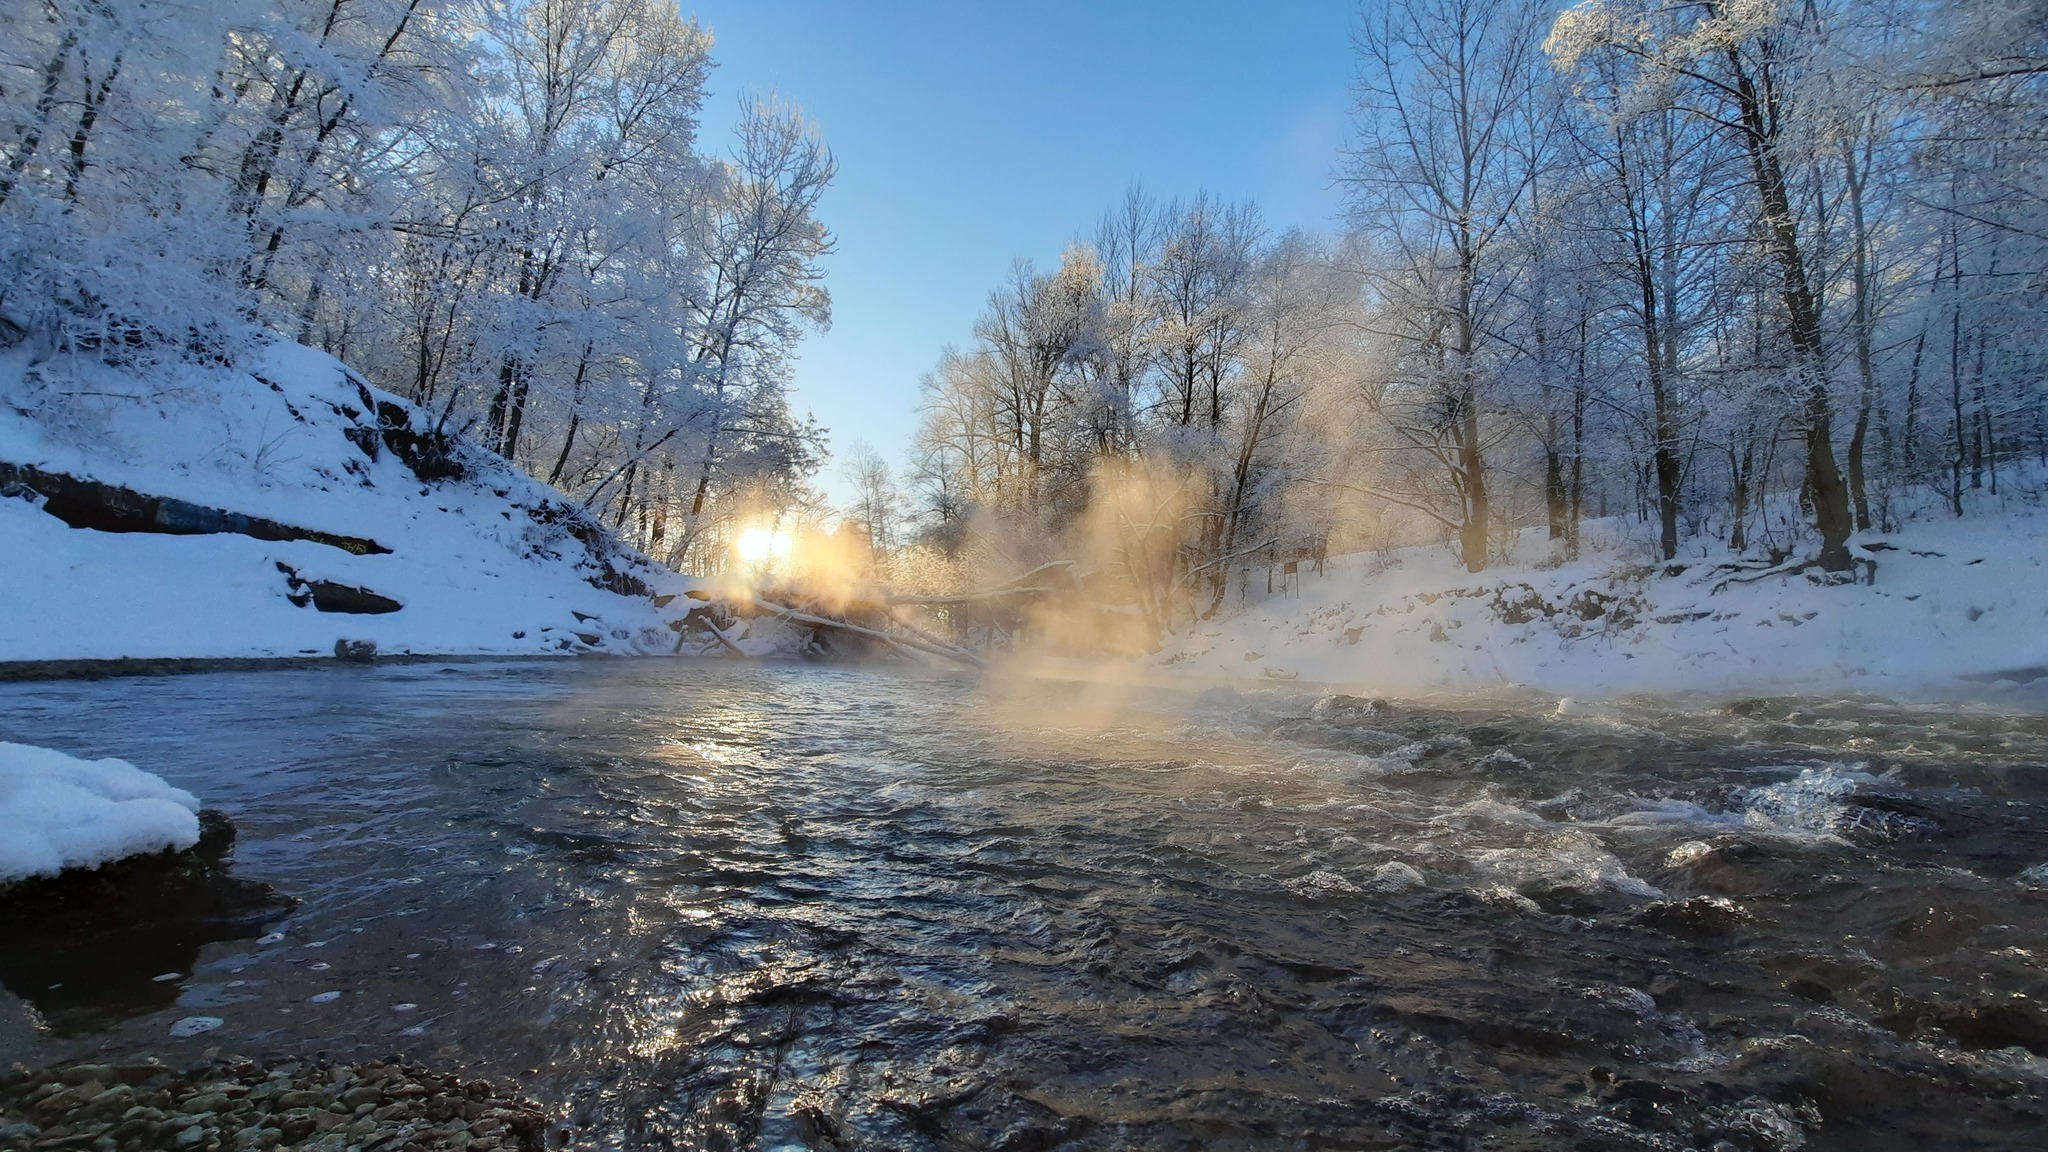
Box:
[735,523,794,568]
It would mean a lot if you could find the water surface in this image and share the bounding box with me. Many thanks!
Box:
[1,660,2045,1150]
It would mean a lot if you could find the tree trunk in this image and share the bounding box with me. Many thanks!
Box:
[1458,383,1488,573]
[1543,412,1567,542]
[1843,142,1878,532]
[1725,45,1853,570]
[0,25,76,210]
[62,53,121,203]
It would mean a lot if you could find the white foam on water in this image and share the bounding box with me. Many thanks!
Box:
[1288,869,1359,897]
[1467,831,1662,899]
[1474,749,1534,772]
[1470,885,1543,913]
[1601,764,1886,845]
[1738,764,1878,836]
[1433,796,1549,830]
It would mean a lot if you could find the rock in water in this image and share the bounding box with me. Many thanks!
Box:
[334,638,378,662]
[0,807,292,1034]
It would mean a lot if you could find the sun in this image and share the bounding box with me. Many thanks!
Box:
[735,522,794,568]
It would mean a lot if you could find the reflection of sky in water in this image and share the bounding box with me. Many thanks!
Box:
[0,663,2044,1149]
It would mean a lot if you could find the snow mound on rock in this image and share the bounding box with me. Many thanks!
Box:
[0,741,201,882]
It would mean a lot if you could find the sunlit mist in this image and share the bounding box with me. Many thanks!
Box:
[734,522,795,571]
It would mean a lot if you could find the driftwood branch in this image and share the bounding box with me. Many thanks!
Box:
[885,586,1062,607]
[699,616,747,656]
[993,560,1081,592]
[882,606,984,660]
[1711,559,1818,594]
[1184,536,1278,580]
[883,559,1081,606]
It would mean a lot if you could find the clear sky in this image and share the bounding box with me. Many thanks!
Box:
[684,1,1358,503]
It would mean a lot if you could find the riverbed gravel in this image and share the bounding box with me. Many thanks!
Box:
[0,1057,547,1152]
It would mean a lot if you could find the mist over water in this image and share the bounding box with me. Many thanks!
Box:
[2,661,2045,1150]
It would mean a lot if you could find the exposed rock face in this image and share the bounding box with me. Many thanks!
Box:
[276,565,402,615]
[0,464,389,556]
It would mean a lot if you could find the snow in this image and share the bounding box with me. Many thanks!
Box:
[0,340,698,662]
[1160,510,2048,701]
[0,741,201,882]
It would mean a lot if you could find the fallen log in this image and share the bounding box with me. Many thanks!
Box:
[699,616,748,657]
[752,596,987,669]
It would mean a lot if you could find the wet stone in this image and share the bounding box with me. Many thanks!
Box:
[1934,1002,2048,1055]
[0,1059,547,1152]
[1634,895,1755,939]
[178,1097,230,1117]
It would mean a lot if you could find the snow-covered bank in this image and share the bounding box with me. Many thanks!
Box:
[0,742,200,882]
[1159,512,2048,702]
[1,342,697,663]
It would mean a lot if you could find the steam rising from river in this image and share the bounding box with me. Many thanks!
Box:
[7,664,2047,1148]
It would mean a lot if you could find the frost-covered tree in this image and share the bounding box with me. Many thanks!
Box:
[1343,0,1553,572]
[0,0,832,572]
[908,0,2048,629]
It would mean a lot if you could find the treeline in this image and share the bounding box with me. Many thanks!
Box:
[907,0,2048,636]
[0,0,831,568]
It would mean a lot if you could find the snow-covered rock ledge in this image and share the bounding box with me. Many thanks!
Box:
[0,743,290,1035]
[0,743,202,884]
[1159,511,2048,703]
[1,341,699,664]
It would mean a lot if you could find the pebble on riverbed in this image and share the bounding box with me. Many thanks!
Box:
[0,1056,547,1152]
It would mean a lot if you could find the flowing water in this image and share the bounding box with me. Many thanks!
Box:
[2,660,2046,1150]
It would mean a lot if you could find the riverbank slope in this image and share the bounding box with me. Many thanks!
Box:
[1,342,694,663]
[1157,508,2048,702]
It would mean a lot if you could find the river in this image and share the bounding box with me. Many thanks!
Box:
[1,660,2045,1150]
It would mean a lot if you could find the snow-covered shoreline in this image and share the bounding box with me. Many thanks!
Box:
[1155,511,2048,705]
[7,338,2045,705]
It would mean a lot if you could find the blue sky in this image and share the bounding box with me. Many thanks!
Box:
[685,2,1358,502]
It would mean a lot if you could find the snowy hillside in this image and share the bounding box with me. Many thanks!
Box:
[1,341,698,663]
[1161,515,2048,701]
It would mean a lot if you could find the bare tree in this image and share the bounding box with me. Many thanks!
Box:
[1344,0,1551,572]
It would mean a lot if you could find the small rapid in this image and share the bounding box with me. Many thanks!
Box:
[2,661,2045,1150]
